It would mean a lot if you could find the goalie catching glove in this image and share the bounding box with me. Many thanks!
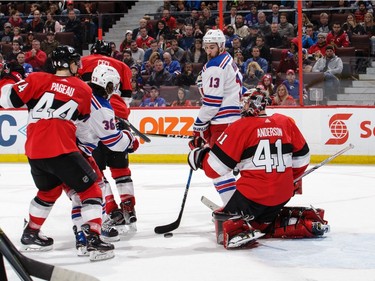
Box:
[188,146,210,171]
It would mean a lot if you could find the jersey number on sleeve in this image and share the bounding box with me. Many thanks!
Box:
[253,139,286,173]
[32,92,78,120]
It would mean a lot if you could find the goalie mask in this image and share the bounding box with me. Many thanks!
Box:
[91,65,120,98]
[241,89,271,117]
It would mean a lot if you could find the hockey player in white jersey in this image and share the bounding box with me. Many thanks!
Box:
[190,29,243,205]
[66,64,139,256]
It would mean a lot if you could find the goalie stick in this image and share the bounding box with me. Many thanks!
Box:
[0,227,99,281]
[154,169,193,234]
[201,144,355,212]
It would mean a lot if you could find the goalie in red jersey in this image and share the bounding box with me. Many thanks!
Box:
[188,89,330,249]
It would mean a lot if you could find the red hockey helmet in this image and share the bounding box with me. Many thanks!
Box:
[241,88,271,117]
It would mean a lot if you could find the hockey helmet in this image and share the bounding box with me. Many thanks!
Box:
[91,64,120,96]
[241,88,271,117]
[90,40,111,56]
[51,45,81,69]
[203,29,226,52]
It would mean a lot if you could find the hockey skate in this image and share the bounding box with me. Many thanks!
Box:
[101,217,120,242]
[82,224,115,261]
[120,198,137,233]
[20,221,53,252]
[226,230,265,249]
[109,208,128,235]
[73,225,88,256]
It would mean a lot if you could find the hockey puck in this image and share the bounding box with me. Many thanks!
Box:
[164,232,173,238]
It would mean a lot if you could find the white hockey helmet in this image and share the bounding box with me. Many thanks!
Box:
[203,29,226,52]
[91,64,120,95]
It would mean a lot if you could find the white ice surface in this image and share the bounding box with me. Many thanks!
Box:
[1,163,375,281]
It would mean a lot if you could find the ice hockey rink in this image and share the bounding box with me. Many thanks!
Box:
[1,163,375,281]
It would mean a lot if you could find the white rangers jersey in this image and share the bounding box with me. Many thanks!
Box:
[194,52,242,128]
[76,94,132,156]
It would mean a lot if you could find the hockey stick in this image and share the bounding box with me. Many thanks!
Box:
[201,144,355,212]
[154,168,193,234]
[121,118,151,143]
[144,133,194,139]
[293,143,354,183]
[0,227,99,281]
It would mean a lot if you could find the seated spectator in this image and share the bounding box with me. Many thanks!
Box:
[163,52,181,77]
[6,39,22,62]
[60,0,80,25]
[326,22,350,49]
[312,45,343,102]
[110,42,123,61]
[282,69,300,100]
[354,1,368,23]
[122,49,135,67]
[257,73,275,97]
[130,78,147,103]
[44,10,62,33]
[0,23,14,43]
[171,88,193,107]
[136,27,155,50]
[25,10,44,33]
[244,5,258,27]
[65,10,83,53]
[141,51,161,75]
[233,49,246,73]
[178,24,196,51]
[233,14,250,39]
[161,9,177,31]
[302,24,317,49]
[308,33,328,60]
[254,35,271,62]
[175,62,197,87]
[24,39,47,72]
[41,31,59,58]
[165,39,185,62]
[17,52,33,77]
[316,13,330,34]
[144,39,164,62]
[267,4,281,24]
[278,12,295,39]
[255,12,271,36]
[12,27,23,45]
[363,12,375,36]
[25,3,41,24]
[129,40,145,66]
[243,61,264,88]
[243,46,268,74]
[271,83,297,106]
[147,59,174,86]
[154,20,172,42]
[342,13,365,40]
[224,25,239,49]
[120,30,133,53]
[140,86,167,107]
[265,23,284,49]
[23,31,35,52]
[8,10,24,29]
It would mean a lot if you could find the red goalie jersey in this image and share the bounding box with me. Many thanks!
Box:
[202,113,310,206]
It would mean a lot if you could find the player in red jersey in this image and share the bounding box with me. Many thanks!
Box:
[0,45,115,261]
[188,89,329,249]
[78,40,132,98]
[79,39,138,233]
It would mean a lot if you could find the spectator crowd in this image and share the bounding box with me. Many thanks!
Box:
[1,0,374,106]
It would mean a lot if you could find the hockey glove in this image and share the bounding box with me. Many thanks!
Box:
[188,146,210,171]
[123,130,139,153]
[188,136,206,150]
[116,117,129,131]
[193,121,210,143]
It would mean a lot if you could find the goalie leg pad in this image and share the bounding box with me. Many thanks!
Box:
[264,206,330,239]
